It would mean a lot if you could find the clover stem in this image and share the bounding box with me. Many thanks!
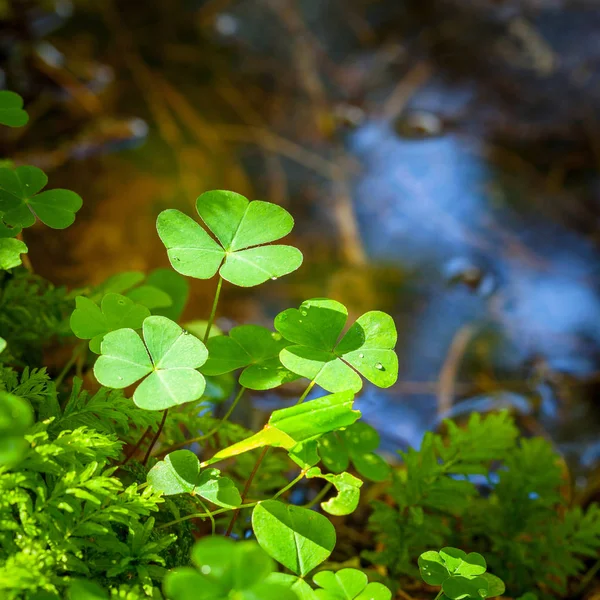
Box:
[119,425,153,466]
[225,445,270,537]
[142,409,168,466]
[204,276,223,343]
[156,502,258,530]
[272,470,306,500]
[296,378,316,405]
[55,342,86,388]
[433,590,444,600]
[303,481,333,509]
[195,497,216,535]
[153,386,246,457]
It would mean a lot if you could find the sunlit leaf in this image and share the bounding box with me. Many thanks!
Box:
[276,299,398,393]
[0,237,27,270]
[0,91,28,127]
[306,467,362,516]
[267,573,317,600]
[252,499,336,576]
[70,293,150,353]
[94,316,208,410]
[443,576,489,600]
[313,568,392,600]
[201,325,299,390]
[480,574,505,598]
[157,190,303,287]
[147,450,241,508]
[0,166,82,229]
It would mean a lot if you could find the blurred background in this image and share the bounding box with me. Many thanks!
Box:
[1,0,600,500]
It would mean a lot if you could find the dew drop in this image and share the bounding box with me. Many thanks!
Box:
[375,363,384,370]
[299,320,303,323]
[201,565,211,575]
[301,310,307,317]
[359,353,364,358]
[271,332,282,340]
[117,376,123,381]
[271,276,278,281]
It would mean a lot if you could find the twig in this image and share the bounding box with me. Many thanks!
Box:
[119,425,153,466]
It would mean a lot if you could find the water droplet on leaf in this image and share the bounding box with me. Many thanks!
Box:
[359,353,364,358]
[375,363,384,370]
[301,310,307,317]
[271,276,277,281]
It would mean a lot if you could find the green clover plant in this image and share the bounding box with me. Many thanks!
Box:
[419,548,505,600]
[275,298,398,393]
[164,537,297,600]
[312,568,392,600]
[0,91,29,127]
[94,315,208,409]
[0,165,82,230]
[157,190,303,287]
[318,421,390,482]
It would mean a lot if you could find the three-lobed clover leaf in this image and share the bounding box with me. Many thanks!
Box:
[318,421,390,482]
[275,299,398,393]
[70,293,151,353]
[201,324,300,390]
[0,91,28,127]
[306,467,363,516]
[0,237,27,270]
[164,537,297,600]
[0,390,33,467]
[253,499,336,577]
[147,450,241,508]
[157,190,303,287]
[94,315,208,410]
[418,548,504,600]
[0,166,82,229]
[312,568,392,600]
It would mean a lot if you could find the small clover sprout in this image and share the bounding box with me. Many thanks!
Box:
[0,91,28,128]
[94,315,208,410]
[70,293,150,353]
[0,237,27,270]
[313,568,392,600]
[201,324,299,390]
[318,421,391,482]
[147,450,241,509]
[275,298,398,393]
[164,537,297,600]
[0,166,82,230]
[157,190,303,287]
[252,499,336,576]
[418,548,506,600]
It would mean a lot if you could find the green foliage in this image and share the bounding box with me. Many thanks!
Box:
[94,316,208,409]
[0,390,33,466]
[0,238,27,269]
[157,190,303,287]
[0,91,28,127]
[275,299,398,393]
[252,500,336,576]
[312,568,392,600]
[366,413,600,597]
[418,548,505,600]
[164,537,296,600]
[0,166,83,230]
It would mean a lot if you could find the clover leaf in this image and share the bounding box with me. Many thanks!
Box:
[0,91,28,127]
[0,391,33,467]
[419,549,503,600]
[313,568,392,600]
[147,450,241,508]
[156,190,303,287]
[70,293,151,353]
[201,325,300,390]
[306,467,363,516]
[0,166,82,229]
[94,315,208,410]
[318,421,390,482]
[164,537,297,600]
[0,237,27,270]
[252,499,336,576]
[275,299,398,393]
